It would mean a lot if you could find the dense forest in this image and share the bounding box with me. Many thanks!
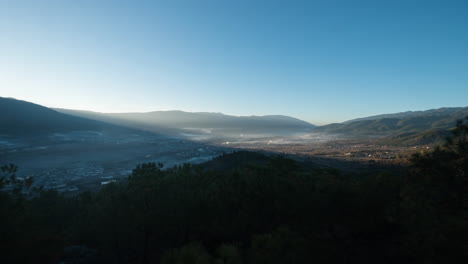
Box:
[1,117,467,264]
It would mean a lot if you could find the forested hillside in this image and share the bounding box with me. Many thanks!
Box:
[317,107,468,145]
[319,107,468,136]
[0,118,467,263]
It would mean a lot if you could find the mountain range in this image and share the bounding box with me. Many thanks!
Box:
[0,97,125,135]
[318,107,468,145]
[54,108,315,137]
[344,107,468,123]
[0,97,314,138]
[1,97,467,145]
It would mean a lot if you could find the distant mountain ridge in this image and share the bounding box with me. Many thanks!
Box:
[0,97,124,135]
[317,106,468,145]
[55,108,315,136]
[3,97,466,146]
[345,107,467,123]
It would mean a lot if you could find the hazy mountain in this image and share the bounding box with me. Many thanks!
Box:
[0,97,119,135]
[55,109,316,137]
[5,96,464,146]
[345,107,467,123]
[317,106,468,145]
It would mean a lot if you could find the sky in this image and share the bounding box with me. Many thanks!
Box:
[0,0,467,125]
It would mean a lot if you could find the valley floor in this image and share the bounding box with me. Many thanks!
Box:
[0,131,228,194]
[217,139,433,167]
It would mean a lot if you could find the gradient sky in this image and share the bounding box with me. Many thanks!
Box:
[1,0,467,124]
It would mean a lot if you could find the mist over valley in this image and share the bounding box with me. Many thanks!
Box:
[2,97,467,194]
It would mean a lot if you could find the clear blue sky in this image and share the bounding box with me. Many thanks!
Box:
[1,0,467,124]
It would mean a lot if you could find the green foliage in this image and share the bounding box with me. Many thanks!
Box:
[401,116,468,263]
[215,244,243,264]
[161,242,213,264]
[250,228,310,264]
[1,164,17,189]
